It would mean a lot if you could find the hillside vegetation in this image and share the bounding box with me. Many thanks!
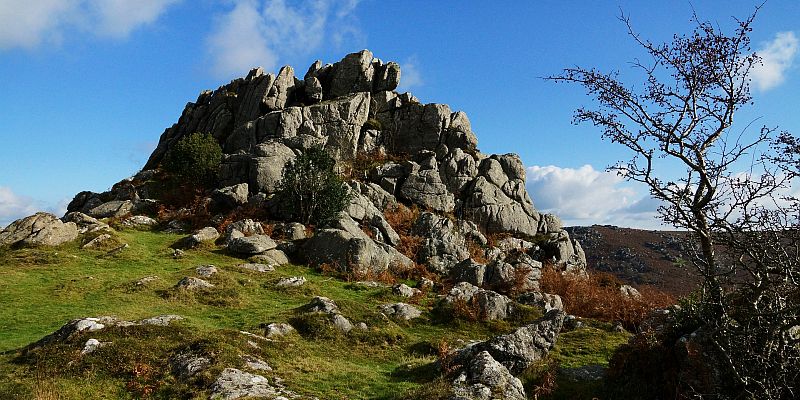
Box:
[0,227,630,399]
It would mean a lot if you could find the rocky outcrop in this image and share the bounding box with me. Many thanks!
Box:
[0,212,79,247]
[449,351,526,400]
[451,310,565,375]
[65,49,587,284]
[29,315,184,349]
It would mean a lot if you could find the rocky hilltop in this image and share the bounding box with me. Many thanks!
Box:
[64,49,587,279]
[1,50,596,399]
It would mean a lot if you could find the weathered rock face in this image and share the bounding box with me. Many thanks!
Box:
[0,213,79,247]
[449,351,527,400]
[452,310,565,375]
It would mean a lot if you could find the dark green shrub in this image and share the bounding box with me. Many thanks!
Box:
[277,147,352,225]
[162,132,222,187]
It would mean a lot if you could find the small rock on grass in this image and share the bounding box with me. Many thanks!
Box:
[196,265,218,278]
[263,323,295,338]
[238,263,275,273]
[276,276,306,288]
[379,303,422,321]
[392,283,421,298]
[176,277,214,290]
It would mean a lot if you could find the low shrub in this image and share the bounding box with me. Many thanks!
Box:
[276,147,352,225]
[540,266,674,331]
[162,132,222,188]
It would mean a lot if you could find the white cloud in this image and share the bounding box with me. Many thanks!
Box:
[0,0,180,50]
[208,0,276,78]
[206,0,363,78]
[397,56,423,91]
[87,0,182,39]
[526,164,665,229]
[752,31,798,91]
[0,187,40,228]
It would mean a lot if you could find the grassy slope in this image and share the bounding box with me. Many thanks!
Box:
[0,228,628,399]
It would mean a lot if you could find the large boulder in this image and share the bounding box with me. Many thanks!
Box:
[413,212,485,274]
[87,200,133,219]
[301,214,411,275]
[445,282,515,321]
[326,49,375,99]
[209,368,278,400]
[452,310,565,375]
[227,235,277,255]
[0,213,79,247]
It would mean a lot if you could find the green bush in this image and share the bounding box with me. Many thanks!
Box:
[277,147,352,225]
[162,132,222,187]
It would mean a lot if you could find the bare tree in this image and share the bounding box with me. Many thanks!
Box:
[549,6,799,399]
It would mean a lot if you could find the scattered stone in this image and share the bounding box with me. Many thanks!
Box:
[164,219,190,234]
[450,350,526,400]
[80,338,109,355]
[355,322,368,331]
[196,265,218,278]
[176,277,214,290]
[416,277,435,291]
[171,352,211,379]
[305,296,340,314]
[88,200,133,219]
[140,315,184,326]
[210,368,275,400]
[332,314,353,333]
[224,219,264,242]
[282,222,307,240]
[212,183,249,209]
[30,317,116,347]
[63,212,111,234]
[392,283,421,298]
[0,212,79,247]
[172,248,185,259]
[134,275,159,286]
[242,355,272,371]
[227,235,277,255]
[253,248,289,265]
[379,303,422,321]
[177,227,220,249]
[276,276,306,288]
[238,263,275,273]
[120,215,158,228]
[619,284,642,299]
[264,323,295,338]
[354,281,386,288]
[82,234,114,249]
[518,292,564,313]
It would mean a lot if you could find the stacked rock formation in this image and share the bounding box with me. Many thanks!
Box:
[64,49,585,277]
[59,49,587,284]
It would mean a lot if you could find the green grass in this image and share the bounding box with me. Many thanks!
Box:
[0,228,631,399]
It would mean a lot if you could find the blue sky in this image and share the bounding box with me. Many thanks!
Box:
[0,1,798,229]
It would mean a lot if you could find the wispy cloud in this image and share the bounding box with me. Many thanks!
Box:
[751,31,798,91]
[0,186,40,228]
[526,164,664,229]
[87,0,182,39]
[0,0,181,50]
[397,55,423,91]
[206,0,364,78]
